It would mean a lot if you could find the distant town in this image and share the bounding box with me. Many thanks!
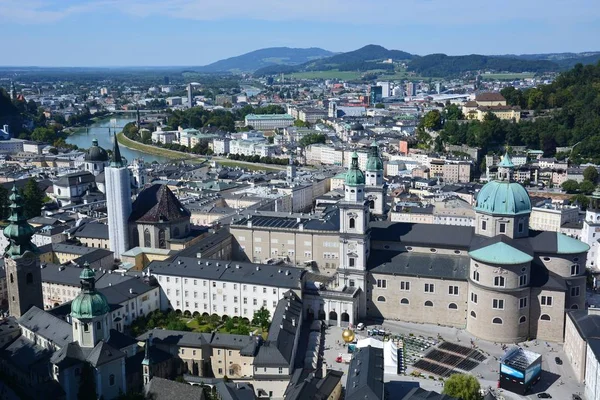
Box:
[1,48,600,400]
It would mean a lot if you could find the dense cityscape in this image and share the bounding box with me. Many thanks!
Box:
[2,6,600,400]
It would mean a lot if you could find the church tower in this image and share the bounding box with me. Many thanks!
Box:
[337,152,370,317]
[286,154,296,185]
[364,141,386,216]
[3,185,44,318]
[142,335,153,385]
[105,138,132,259]
[70,262,111,348]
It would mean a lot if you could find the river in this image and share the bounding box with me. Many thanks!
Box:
[66,117,169,163]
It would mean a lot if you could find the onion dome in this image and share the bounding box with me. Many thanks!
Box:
[3,185,38,258]
[475,152,531,216]
[345,152,365,186]
[84,139,109,162]
[366,141,383,172]
[71,262,110,320]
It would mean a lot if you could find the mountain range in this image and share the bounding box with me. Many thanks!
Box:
[196,45,600,77]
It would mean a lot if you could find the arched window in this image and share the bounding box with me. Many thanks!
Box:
[349,218,355,229]
[424,301,433,307]
[369,200,375,209]
[494,276,505,287]
[10,273,13,284]
[572,304,579,310]
[377,296,386,302]
[143,228,151,248]
[173,227,180,238]
[571,264,580,276]
[472,270,479,281]
[519,316,527,324]
[132,229,139,247]
[540,314,551,321]
[96,321,101,330]
[492,317,503,324]
[26,273,33,284]
[109,374,115,386]
[470,311,477,319]
[158,229,166,249]
[448,303,458,309]
[400,298,409,305]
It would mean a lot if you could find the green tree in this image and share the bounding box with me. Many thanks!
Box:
[0,185,9,220]
[572,194,590,210]
[561,179,580,194]
[420,110,443,131]
[583,166,599,183]
[252,307,271,330]
[442,374,482,400]
[78,362,97,400]
[375,103,385,109]
[444,104,464,121]
[579,180,596,195]
[299,133,327,147]
[22,178,44,219]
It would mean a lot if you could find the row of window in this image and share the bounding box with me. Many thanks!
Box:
[158,276,278,294]
[376,280,459,295]
[377,297,457,309]
[481,220,525,233]
[472,272,528,287]
[469,312,552,324]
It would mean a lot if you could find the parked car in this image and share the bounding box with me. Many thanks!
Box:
[537,393,552,399]
[555,357,563,365]
[356,322,365,331]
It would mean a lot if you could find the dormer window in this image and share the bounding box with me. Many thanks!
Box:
[499,223,506,233]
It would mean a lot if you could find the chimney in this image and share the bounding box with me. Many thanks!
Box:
[129,288,133,294]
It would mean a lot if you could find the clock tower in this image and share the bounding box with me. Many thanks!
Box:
[337,152,370,317]
[3,185,43,318]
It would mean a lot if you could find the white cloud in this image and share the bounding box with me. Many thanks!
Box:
[0,0,597,25]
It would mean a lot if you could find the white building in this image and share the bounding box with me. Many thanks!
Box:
[148,257,305,320]
[530,202,580,233]
[229,139,275,157]
[244,114,295,130]
[213,138,231,155]
[376,82,390,98]
[105,140,132,260]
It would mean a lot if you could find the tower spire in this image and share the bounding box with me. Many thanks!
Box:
[3,185,38,258]
[110,136,124,168]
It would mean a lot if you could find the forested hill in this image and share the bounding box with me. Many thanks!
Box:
[435,62,600,163]
[407,54,560,76]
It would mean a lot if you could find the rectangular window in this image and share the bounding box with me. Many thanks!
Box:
[499,223,506,233]
[349,279,355,287]
[376,279,387,289]
[263,288,267,294]
[273,288,276,295]
[349,258,356,267]
[253,299,257,306]
[184,291,188,297]
[400,281,410,291]
[243,297,247,304]
[519,275,527,286]
[470,292,478,304]
[424,283,435,293]
[493,276,505,287]
[234,297,238,303]
[541,296,553,306]
[571,287,580,297]
[571,264,580,276]
[472,271,479,281]
[492,299,504,309]
[519,297,527,309]
[518,222,524,233]
[448,286,459,296]
[481,220,487,230]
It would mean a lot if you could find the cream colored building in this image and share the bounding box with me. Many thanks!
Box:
[530,203,580,232]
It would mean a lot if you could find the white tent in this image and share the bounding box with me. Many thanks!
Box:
[383,340,399,375]
[356,337,384,349]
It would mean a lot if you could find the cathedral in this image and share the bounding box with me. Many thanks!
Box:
[231,148,590,343]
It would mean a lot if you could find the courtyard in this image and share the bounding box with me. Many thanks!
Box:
[322,320,585,400]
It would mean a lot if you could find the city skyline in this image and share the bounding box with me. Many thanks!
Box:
[1,0,599,67]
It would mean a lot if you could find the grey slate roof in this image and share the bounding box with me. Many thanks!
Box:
[567,310,600,341]
[137,329,212,348]
[2,336,52,375]
[50,341,86,368]
[371,222,475,249]
[368,250,470,281]
[145,377,207,400]
[254,291,302,369]
[19,306,72,348]
[172,228,229,259]
[345,346,384,400]
[147,257,304,290]
[72,223,109,240]
[284,370,343,400]
[54,171,96,187]
[401,387,458,400]
[98,277,156,305]
[215,381,257,400]
[86,340,125,367]
[232,207,340,232]
[106,329,138,350]
[129,184,191,223]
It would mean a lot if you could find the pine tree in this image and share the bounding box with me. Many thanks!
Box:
[21,178,44,219]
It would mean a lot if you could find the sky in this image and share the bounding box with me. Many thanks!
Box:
[1,0,599,67]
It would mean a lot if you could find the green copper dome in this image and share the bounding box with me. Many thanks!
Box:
[71,264,110,320]
[475,181,531,215]
[3,185,38,259]
[366,141,383,172]
[345,152,365,186]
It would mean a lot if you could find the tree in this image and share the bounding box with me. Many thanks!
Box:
[583,166,599,183]
[78,362,97,400]
[442,374,482,400]
[444,104,464,121]
[572,194,590,210]
[420,110,443,131]
[252,307,271,330]
[299,133,326,147]
[561,180,580,194]
[579,180,596,195]
[375,103,385,109]
[22,178,44,219]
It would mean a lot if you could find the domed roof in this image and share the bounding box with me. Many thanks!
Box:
[85,139,109,162]
[366,141,383,172]
[475,180,531,216]
[346,152,365,186]
[71,265,110,319]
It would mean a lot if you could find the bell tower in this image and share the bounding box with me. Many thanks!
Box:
[337,152,370,317]
[364,141,386,216]
[3,185,43,318]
